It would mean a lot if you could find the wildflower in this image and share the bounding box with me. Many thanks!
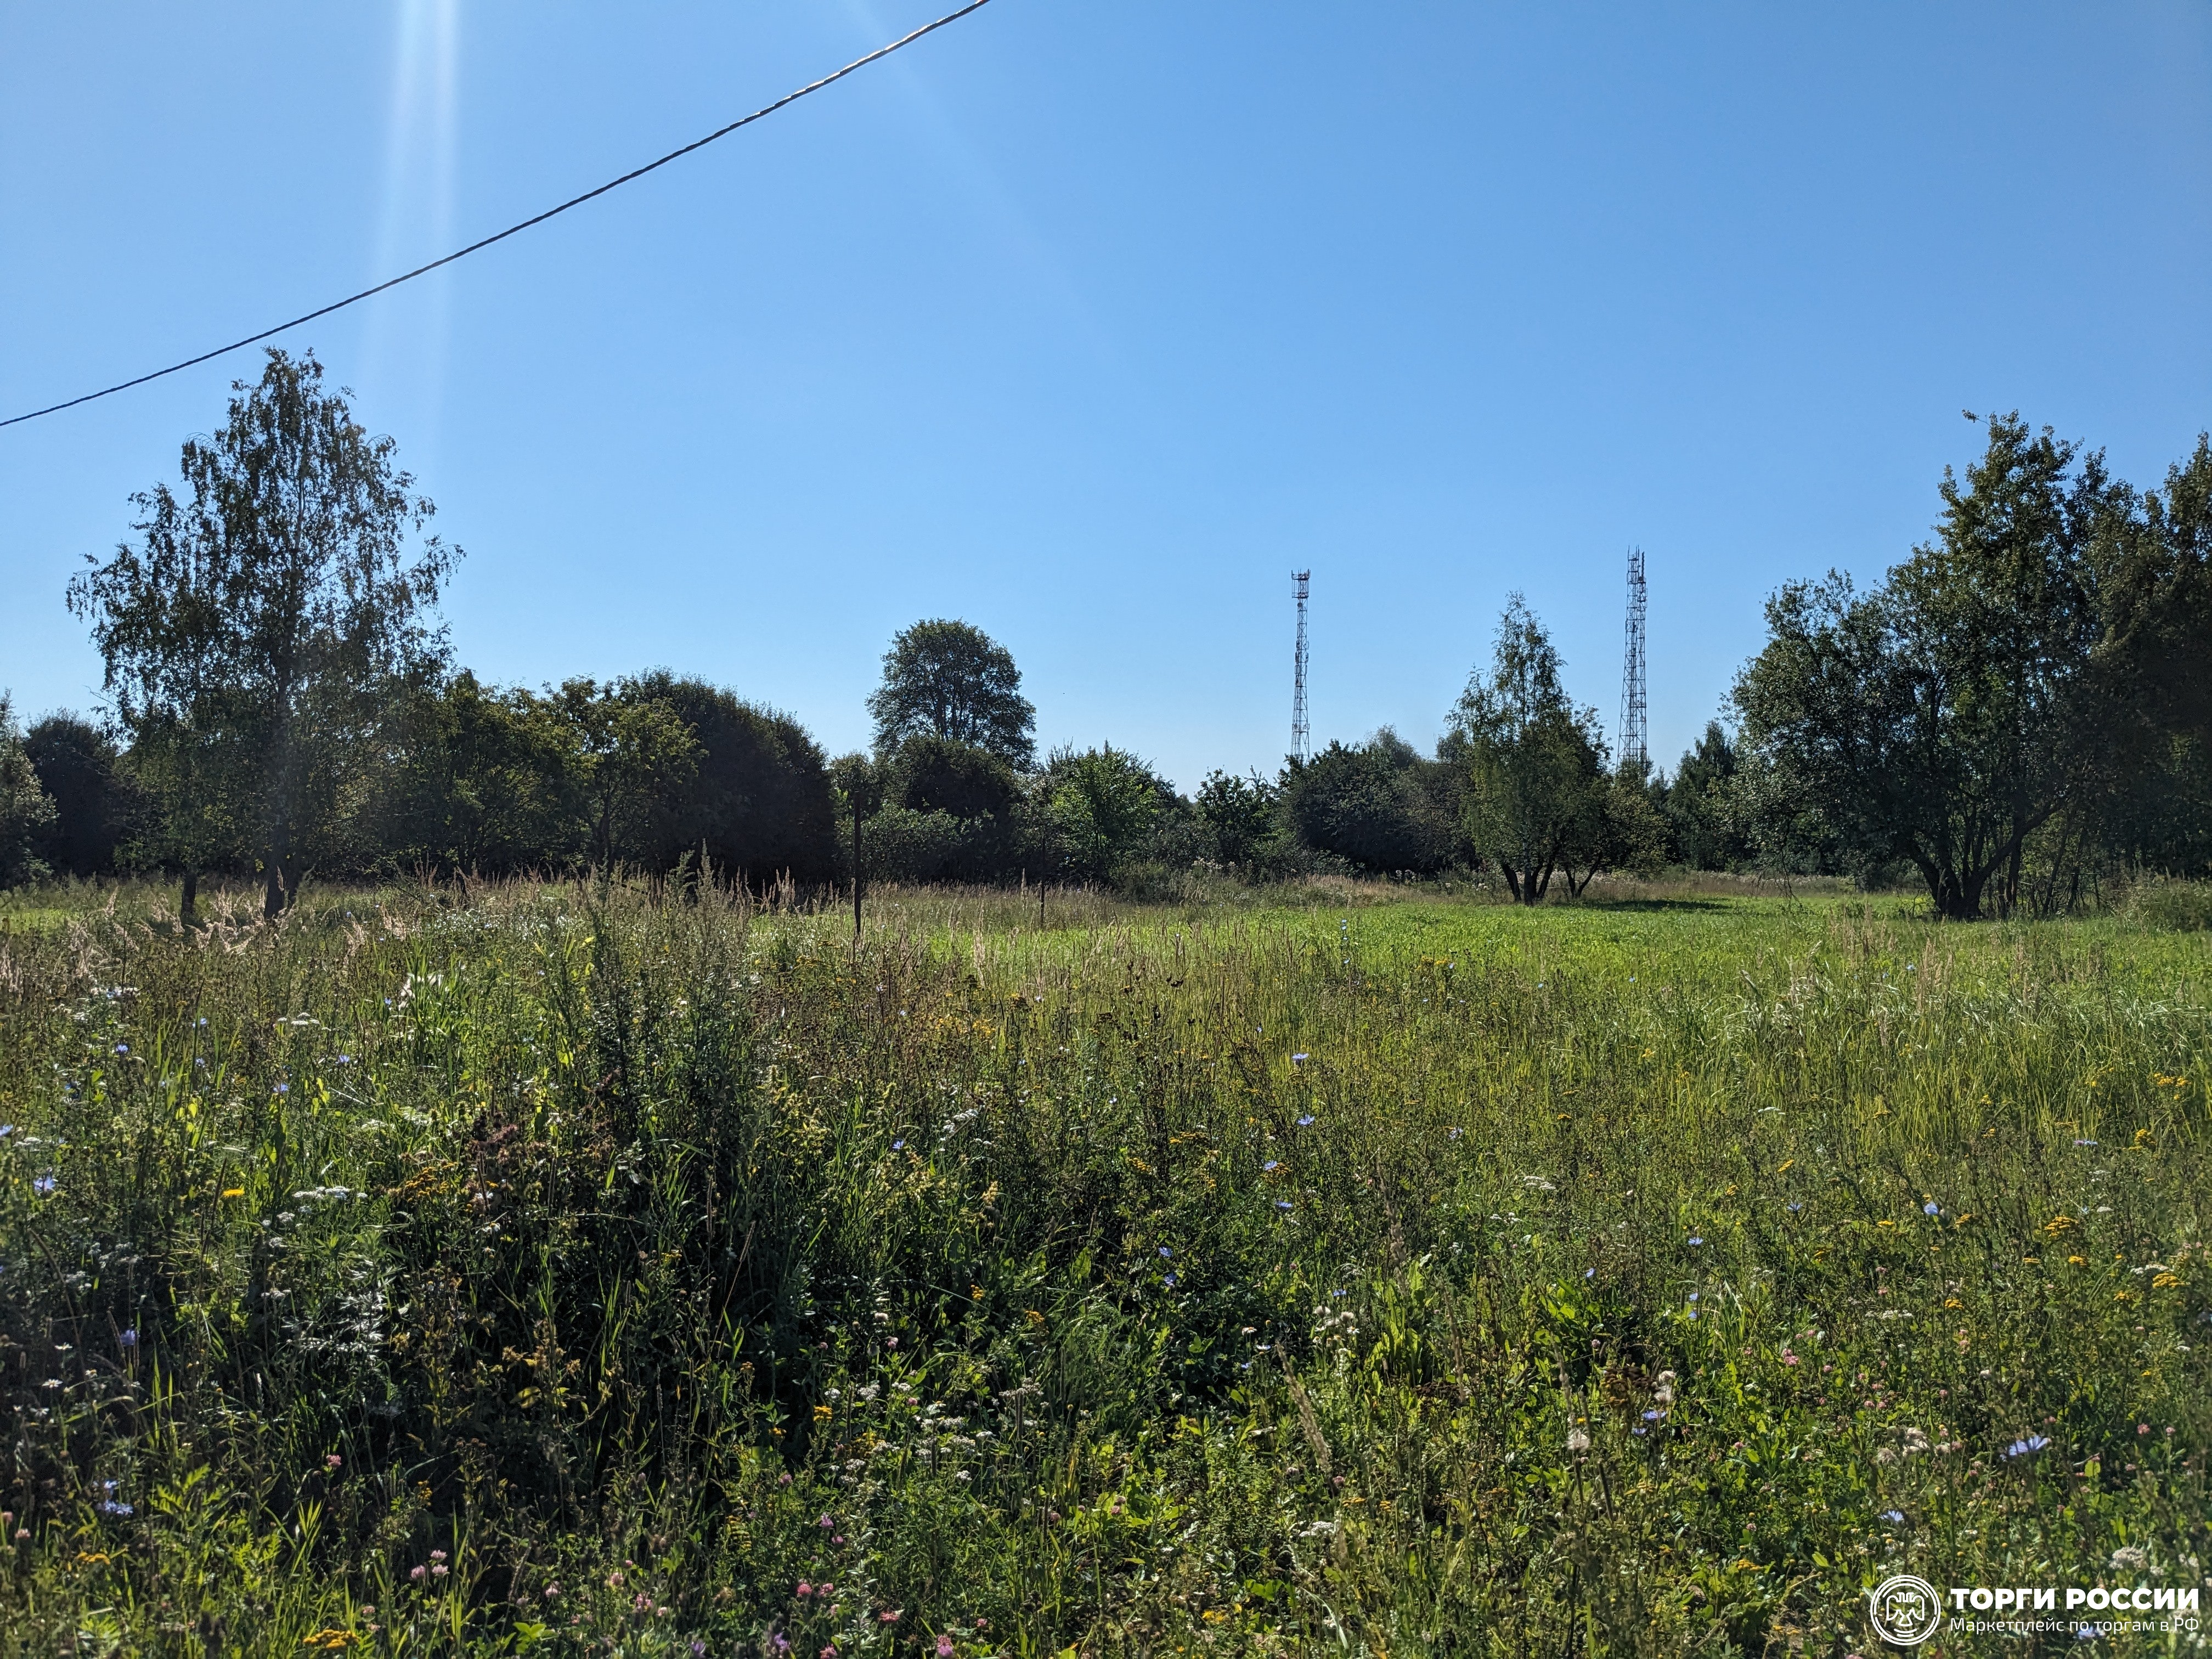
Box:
[410,1566,427,1582]
[1687,1293,1699,1302]
[1263,1160,1280,1172]
[797,1582,812,1597]
[1687,1236,1703,1247]
[1297,1115,1316,1127]
[1159,1247,1172,1258]
[431,1562,448,1578]
[2002,1434,2051,1460]
[1781,1351,1800,1366]
[1566,1427,1590,1453]
[1448,1127,1462,1139]
[430,1550,448,1562]
[1923,1201,1940,1216]
[325,1453,341,1469]
[1641,1409,1663,1422]
[1276,1200,1293,1211]
[0,1126,10,1137]
[100,1500,134,1516]
[2138,1423,2150,1435]
[32,1176,55,1195]
[881,1610,902,1623]
[118,1328,138,1348]
[607,1571,624,1589]
[1881,1510,1905,1523]
[114,1043,128,1055]
[693,1645,708,1657]
[1291,1053,1309,1063]
[1164,1273,1178,1286]
[892,1139,905,1151]
[822,1649,837,1658]
[938,1639,956,1658]
[1583,1268,1594,1279]
[2074,1138,2097,1147]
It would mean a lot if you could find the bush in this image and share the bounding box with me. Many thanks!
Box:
[2124,877,2212,931]
[1284,733,1457,874]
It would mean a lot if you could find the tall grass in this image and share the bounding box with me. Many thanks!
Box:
[0,885,2205,1655]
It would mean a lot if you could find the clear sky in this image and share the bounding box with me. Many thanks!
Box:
[4,2,2208,787]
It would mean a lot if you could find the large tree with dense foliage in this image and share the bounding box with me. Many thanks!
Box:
[624,672,838,884]
[1039,744,1167,881]
[2083,435,2212,877]
[68,349,457,918]
[22,714,140,878]
[550,679,699,876]
[376,673,587,877]
[1451,599,1607,904]
[0,696,57,889]
[1284,732,1457,874]
[1733,414,2126,918]
[1662,721,1751,872]
[867,619,1036,768]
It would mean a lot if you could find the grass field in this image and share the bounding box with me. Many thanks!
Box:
[1,879,2207,1656]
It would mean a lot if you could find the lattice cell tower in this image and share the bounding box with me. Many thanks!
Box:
[1291,569,1312,762]
[1620,547,1649,774]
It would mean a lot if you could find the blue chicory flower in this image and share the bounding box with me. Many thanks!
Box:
[1297,1115,1316,1127]
[1164,1273,1177,1288]
[891,1139,905,1151]
[1274,1200,1293,1211]
[1882,1509,1905,1523]
[1923,1201,1940,1216]
[1687,1237,1705,1247]
[2002,1434,2051,1460]
[33,1176,56,1195]
[1291,1053,1309,1063]
[114,1044,128,1055]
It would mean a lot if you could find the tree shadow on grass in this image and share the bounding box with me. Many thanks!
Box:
[1553,897,1736,913]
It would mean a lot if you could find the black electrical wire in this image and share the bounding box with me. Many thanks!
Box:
[1,0,995,430]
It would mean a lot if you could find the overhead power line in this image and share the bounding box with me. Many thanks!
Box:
[1,0,996,431]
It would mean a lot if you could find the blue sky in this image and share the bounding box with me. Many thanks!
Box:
[4,2,2208,787]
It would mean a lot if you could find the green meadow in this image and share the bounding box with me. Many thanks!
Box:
[1,881,2207,1656]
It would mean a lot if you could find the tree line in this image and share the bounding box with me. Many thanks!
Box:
[2,354,2207,919]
